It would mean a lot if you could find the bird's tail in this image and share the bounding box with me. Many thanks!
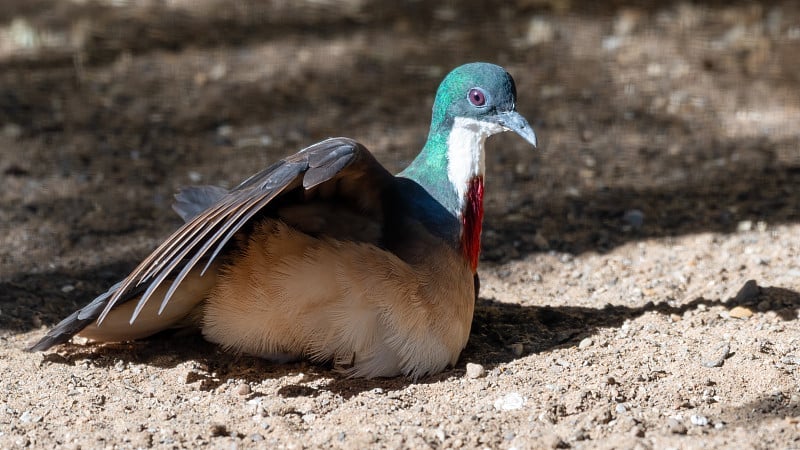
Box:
[29,265,217,351]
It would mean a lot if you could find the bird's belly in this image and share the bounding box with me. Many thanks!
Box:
[200,219,475,378]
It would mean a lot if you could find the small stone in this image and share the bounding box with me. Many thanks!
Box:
[578,337,593,349]
[2,123,22,138]
[622,209,645,230]
[667,418,687,434]
[669,313,682,322]
[209,424,228,437]
[465,363,485,379]
[494,392,525,411]
[542,433,568,449]
[525,17,556,46]
[733,280,760,303]
[510,343,524,356]
[728,306,753,319]
[702,342,731,368]
[737,220,753,232]
[570,427,588,441]
[236,383,251,396]
[690,414,709,426]
[250,433,264,442]
[60,284,75,293]
[188,171,203,183]
[533,232,549,249]
[615,404,627,414]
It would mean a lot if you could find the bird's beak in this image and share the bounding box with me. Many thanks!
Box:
[494,110,538,148]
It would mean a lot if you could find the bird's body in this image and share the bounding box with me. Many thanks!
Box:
[31,63,537,378]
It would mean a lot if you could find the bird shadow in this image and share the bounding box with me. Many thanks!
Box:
[27,279,800,400]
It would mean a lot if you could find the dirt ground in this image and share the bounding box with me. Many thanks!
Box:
[1,0,799,448]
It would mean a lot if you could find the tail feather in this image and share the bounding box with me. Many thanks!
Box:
[29,264,218,351]
[28,281,132,351]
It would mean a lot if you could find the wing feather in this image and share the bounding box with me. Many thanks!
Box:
[92,137,389,327]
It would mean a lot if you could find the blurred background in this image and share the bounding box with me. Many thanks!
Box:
[1,0,799,329]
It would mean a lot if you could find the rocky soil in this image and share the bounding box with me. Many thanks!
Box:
[1,1,799,448]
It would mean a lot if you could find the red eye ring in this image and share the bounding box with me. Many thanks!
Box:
[468,88,486,107]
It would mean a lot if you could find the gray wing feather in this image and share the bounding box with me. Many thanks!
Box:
[28,281,133,351]
[98,137,367,325]
[172,185,228,222]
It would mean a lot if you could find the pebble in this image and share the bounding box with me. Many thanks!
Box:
[525,17,556,46]
[690,414,709,426]
[578,337,593,349]
[702,342,730,368]
[615,404,627,414]
[465,363,485,379]
[533,232,549,249]
[236,383,251,396]
[667,418,687,434]
[542,433,567,449]
[733,280,760,303]
[209,424,229,437]
[494,392,525,411]
[622,209,645,230]
[729,306,754,319]
[510,343,524,356]
[1,123,22,139]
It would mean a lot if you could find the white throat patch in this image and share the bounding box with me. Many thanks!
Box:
[446,116,505,210]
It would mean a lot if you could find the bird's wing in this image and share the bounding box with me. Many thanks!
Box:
[172,185,228,222]
[102,137,393,326]
[30,137,394,353]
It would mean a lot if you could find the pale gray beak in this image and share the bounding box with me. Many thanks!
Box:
[494,110,538,148]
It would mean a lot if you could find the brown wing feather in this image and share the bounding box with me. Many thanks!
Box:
[95,137,393,326]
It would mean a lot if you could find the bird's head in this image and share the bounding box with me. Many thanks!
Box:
[430,62,537,148]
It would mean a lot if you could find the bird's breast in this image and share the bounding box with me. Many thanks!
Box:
[460,176,484,273]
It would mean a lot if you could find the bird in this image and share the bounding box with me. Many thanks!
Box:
[30,62,538,379]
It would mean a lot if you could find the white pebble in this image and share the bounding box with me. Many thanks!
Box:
[465,363,485,379]
[494,393,525,411]
[690,414,709,426]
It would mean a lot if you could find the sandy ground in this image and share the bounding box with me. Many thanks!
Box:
[1,1,799,448]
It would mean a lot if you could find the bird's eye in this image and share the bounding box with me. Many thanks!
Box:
[468,88,486,107]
